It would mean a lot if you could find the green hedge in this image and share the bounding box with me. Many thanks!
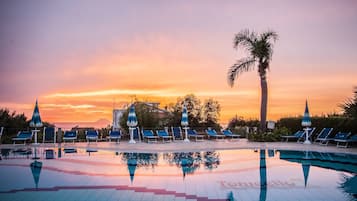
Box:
[277,117,357,135]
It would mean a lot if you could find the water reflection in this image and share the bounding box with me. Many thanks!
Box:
[121,153,158,183]
[259,149,267,201]
[163,151,221,178]
[30,160,42,189]
[339,174,357,200]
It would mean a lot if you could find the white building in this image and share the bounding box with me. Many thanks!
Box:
[112,109,126,131]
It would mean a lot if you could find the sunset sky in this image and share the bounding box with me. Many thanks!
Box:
[1,0,356,126]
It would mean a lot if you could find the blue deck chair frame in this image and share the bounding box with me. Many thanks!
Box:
[86,130,99,143]
[42,127,56,144]
[0,127,3,144]
[132,127,142,142]
[109,130,121,143]
[142,129,159,143]
[187,129,205,141]
[156,130,173,143]
[314,128,333,144]
[63,130,77,143]
[334,132,353,148]
[206,129,225,140]
[281,131,304,142]
[221,129,240,140]
[171,127,183,141]
[12,131,33,145]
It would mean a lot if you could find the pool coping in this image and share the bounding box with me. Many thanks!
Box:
[1,139,356,155]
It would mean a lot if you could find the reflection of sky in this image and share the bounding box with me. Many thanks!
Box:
[0,149,355,200]
[1,1,357,124]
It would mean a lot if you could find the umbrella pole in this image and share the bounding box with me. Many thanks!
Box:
[303,127,311,144]
[129,127,136,144]
[183,127,190,142]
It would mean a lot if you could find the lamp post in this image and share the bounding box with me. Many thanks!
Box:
[181,104,190,142]
[302,100,312,144]
[127,104,138,144]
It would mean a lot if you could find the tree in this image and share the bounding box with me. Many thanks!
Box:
[341,87,357,118]
[119,102,160,131]
[168,94,203,128]
[202,98,221,128]
[227,29,278,133]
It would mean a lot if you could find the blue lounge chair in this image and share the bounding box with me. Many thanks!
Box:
[133,127,141,142]
[42,127,56,144]
[334,132,353,148]
[314,128,334,145]
[187,129,205,141]
[205,129,225,140]
[12,131,33,144]
[142,129,159,143]
[171,127,183,141]
[281,131,304,142]
[86,130,98,143]
[156,130,173,143]
[221,129,240,140]
[314,128,333,144]
[108,130,121,143]
[63,130,77,143]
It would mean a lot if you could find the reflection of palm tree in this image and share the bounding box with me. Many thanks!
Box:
[339,174,357,200]
[204,151,220,170]
[259,149,267,201]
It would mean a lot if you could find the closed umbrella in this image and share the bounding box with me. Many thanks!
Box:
[127,104,138,144]
[30,99,43,145]
[301,100,312,144]
[181,104,190,142]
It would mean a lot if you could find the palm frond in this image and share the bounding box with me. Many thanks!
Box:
[260,31,278,42]
[233,29,257,50]
[227,57,256,87]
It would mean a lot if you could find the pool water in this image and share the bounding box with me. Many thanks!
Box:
[0,148,356,201]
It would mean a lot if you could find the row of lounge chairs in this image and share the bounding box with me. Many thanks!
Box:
[9,127,240,144]
[282,127,357,148]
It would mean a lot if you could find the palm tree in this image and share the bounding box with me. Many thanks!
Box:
[228,30,278,133]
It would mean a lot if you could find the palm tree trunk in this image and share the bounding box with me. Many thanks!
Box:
[260,73,268,133]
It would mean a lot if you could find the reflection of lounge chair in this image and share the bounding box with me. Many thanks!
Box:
[42,127,56,144]
[187,129,205,141]
[109,130,121,143]
[206,129,225,140]
[142,129,159,143]
[156,130,173,143]
[86,130,98,143]
[222,129,240,139]
[13,131,33,144]
[314,128,333,144]
[63,131,77,143]
[171,127,183,141]
[334,132,354,148]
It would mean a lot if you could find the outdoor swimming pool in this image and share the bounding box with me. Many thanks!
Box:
[0,148,356,201]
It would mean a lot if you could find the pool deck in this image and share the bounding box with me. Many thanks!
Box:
[2,139,356,154]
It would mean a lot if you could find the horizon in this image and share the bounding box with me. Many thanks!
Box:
[1,1,357,125]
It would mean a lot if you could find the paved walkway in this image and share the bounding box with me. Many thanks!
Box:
[2,139,356,154]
